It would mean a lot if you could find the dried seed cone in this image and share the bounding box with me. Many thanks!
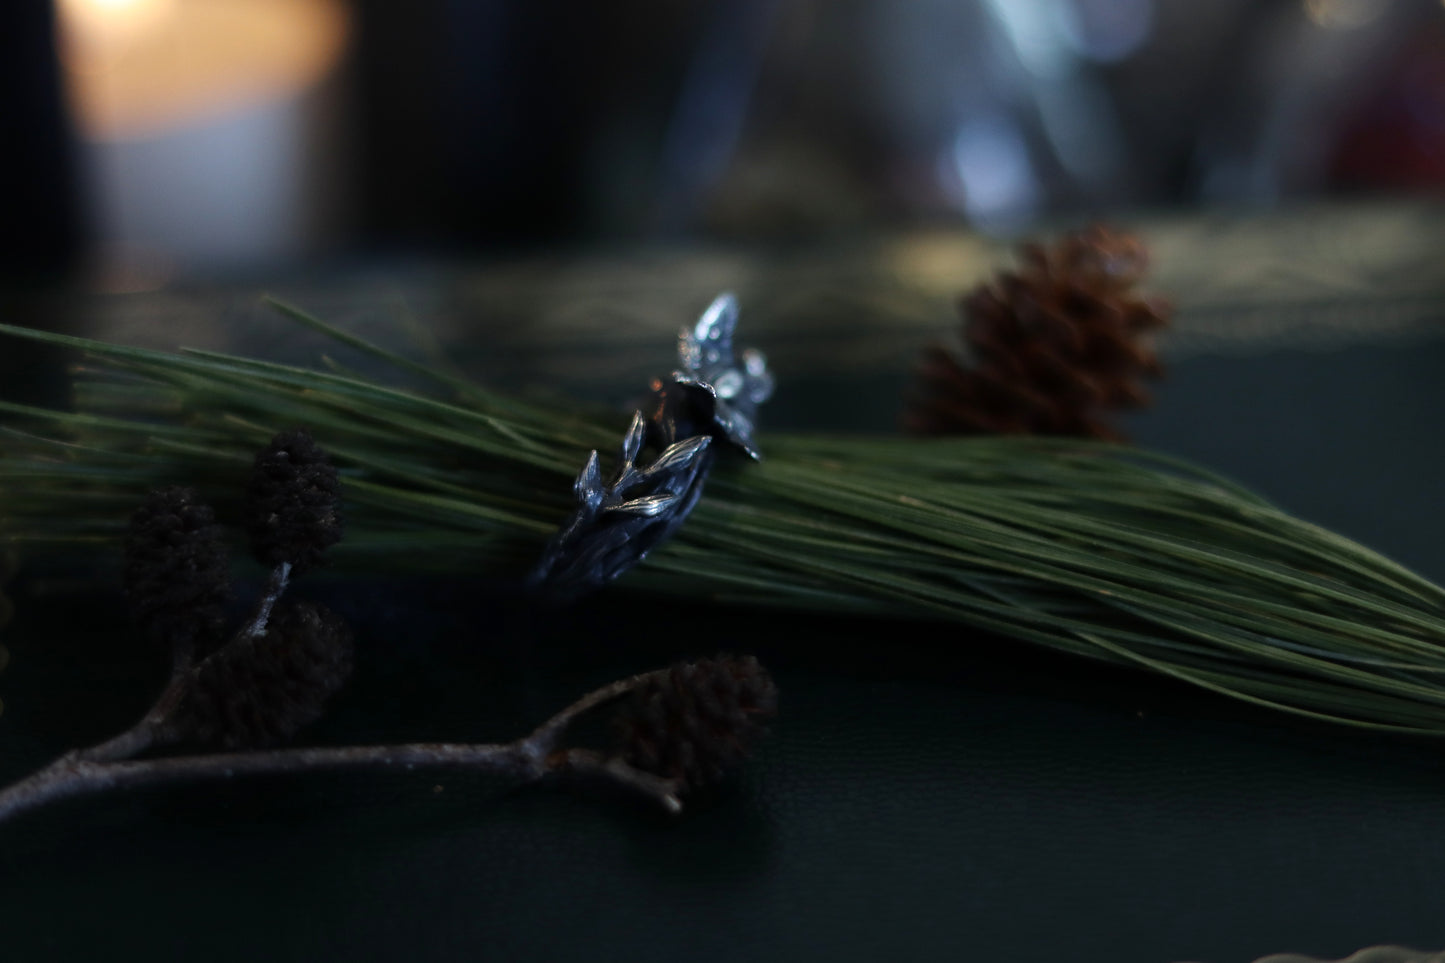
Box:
[614,655,778,794]
[123,487,232,654]
[905,225,1171,441]
[246,428,342,573]
[175,601,354,748]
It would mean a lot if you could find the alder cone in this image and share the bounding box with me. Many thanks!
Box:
[174,601,354,749]
[123,486,232,655]
[614,655,778,795]
[246,428,342,574]
[905,226,1171,441]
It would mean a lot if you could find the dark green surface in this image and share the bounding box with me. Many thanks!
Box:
[4,210,1445,962]
[1130,344,1445,585]
[5,576,1445,963]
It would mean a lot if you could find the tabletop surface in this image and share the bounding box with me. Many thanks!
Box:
[2,201,1445,963]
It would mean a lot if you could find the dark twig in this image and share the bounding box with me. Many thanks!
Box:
[70,430,351,769]
[243,561,291,639]
[0,662,779,826]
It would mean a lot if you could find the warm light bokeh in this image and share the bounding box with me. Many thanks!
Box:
[56,0,350,139]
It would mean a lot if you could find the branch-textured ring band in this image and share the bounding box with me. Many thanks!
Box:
[529,293,774,601]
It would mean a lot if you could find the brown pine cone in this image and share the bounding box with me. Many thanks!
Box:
[613,655,778,795]
[904,225,1171,441]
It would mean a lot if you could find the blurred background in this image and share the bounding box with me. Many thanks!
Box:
[2,0,1444,288]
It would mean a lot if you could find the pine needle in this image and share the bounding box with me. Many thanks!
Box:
[5,309,1445,735]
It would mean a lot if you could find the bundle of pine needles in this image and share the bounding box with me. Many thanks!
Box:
[4,304,1445,736]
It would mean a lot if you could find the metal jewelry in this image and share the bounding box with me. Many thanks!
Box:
[529,293,773,601]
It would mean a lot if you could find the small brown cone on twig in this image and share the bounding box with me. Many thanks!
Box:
[123,487,232,657]
[246,428,342,575]
[904,225,1171,441]
[613,655,778,796]
[174,601,354,749]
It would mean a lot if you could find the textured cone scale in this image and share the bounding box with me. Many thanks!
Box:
[614,655,778,795]
[246,428,342,573]
[123,486,232,655]
[905,226,1171,441]
[174,601,354,749]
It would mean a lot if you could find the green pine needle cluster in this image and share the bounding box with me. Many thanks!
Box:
[4,303,1445,735]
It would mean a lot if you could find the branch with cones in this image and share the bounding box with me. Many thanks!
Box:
[0,430,778,827]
